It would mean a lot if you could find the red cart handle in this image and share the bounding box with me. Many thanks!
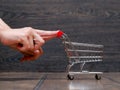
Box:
[57,30,64,38]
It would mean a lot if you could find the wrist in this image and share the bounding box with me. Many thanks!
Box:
[0,18,11,31]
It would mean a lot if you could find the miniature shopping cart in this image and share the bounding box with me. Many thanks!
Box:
[57,31,104,80]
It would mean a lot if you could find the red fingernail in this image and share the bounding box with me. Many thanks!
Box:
[57,30,64,38]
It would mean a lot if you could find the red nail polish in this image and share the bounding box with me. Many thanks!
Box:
[57,30,64,38]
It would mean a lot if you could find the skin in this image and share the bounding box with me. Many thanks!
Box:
[0,18,59,61]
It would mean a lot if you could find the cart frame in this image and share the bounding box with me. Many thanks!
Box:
[60,34,104,80]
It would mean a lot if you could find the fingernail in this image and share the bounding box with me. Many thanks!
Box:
[57,30,64,38]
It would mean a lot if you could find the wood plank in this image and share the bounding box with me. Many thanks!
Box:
[0,0,120,72]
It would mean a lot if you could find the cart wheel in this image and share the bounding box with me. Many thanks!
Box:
[67,74,74,80]
[95,74,101,80]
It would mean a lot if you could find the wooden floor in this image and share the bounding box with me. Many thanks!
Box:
[0,72,120,90]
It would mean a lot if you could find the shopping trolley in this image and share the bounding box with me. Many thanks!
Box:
[57,31,104,80]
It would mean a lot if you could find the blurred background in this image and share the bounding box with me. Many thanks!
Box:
[0,0,120,72]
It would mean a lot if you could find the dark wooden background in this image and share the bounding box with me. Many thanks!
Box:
[0,0,120,72]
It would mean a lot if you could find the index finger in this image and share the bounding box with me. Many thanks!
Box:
[35,30,59,41]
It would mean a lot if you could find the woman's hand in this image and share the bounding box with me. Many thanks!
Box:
[0,27,45,61]
[0,27,59,61]
[0,18,59,61]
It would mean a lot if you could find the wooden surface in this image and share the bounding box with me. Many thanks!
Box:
[0,0,120,72]
[0,72,120,90]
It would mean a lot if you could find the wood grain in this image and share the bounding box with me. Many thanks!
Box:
[0,0,120,72]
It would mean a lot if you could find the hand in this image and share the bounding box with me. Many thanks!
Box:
[19,29,60,61]
[0,18,60,61]
[0,27,45,61]
[20,29,60,61]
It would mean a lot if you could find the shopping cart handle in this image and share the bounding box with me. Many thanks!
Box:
[57,30,64,38]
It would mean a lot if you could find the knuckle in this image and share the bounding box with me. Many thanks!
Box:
[39,40,45,46]
[36,40,45,47]
[27,46,31,50]
[21,46,30,51]
[24,27,33,34]
[25,27,33,30]
[40,40,45,45]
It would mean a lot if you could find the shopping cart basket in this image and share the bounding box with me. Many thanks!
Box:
[57,31,104,80]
